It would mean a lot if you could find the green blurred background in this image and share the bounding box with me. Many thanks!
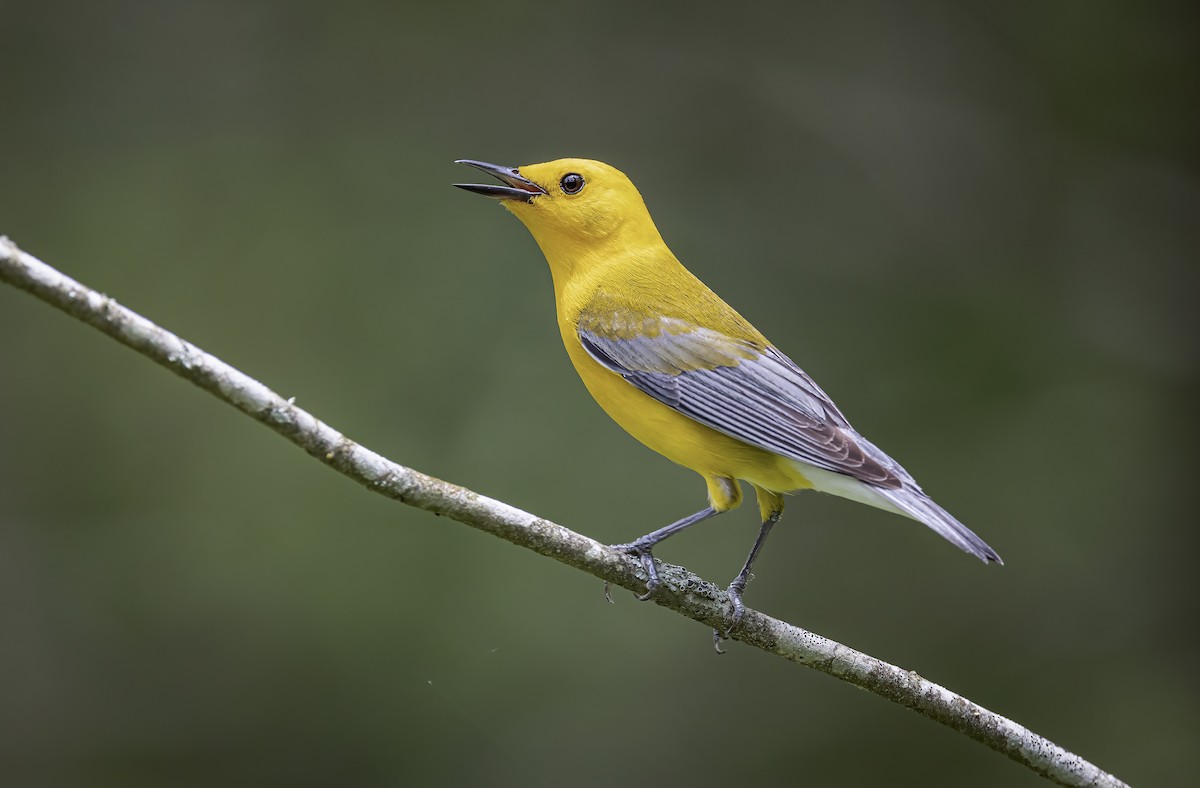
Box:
[2,2,1196,786]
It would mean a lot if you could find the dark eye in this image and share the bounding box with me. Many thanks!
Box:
[560,173,585,194]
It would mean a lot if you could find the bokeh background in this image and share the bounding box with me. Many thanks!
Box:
[2,2,1196,786]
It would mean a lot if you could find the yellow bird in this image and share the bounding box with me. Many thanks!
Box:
[455,158,1000,640]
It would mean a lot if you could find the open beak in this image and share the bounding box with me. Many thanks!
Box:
[453,159,546,202]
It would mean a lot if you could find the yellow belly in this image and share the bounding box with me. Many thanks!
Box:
[564,336,812,504]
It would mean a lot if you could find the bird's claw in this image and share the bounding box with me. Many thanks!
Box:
[728,584,747,630]
[711,581,748,653]
[609,541,660,600]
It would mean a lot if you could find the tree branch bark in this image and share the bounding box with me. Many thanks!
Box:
[0,236,1126,787]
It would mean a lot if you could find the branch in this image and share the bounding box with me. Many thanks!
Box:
[0,237,1126,788]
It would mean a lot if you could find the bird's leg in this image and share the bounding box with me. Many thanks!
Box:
[610,505,721,600]
[713,510,781,652]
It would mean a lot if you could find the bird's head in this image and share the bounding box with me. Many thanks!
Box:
[454,158,664,260]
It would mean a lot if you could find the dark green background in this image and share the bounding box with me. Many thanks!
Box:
[2,2,1196,786]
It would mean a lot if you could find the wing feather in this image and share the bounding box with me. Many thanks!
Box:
[578,311,903,488]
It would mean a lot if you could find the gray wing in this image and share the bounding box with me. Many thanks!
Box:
[578,316,903,489]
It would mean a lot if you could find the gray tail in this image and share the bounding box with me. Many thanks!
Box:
[874,487,1002,564]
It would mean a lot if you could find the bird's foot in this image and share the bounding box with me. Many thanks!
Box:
[609,539,661,601]
[711,579,749,654]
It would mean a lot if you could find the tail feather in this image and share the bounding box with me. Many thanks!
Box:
[873,486,1002,564]
[796,464,1002,564]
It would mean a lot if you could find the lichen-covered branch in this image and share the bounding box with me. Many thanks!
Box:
[0,237,1126,788]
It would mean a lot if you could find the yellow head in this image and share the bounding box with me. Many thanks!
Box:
[454,158,667,276]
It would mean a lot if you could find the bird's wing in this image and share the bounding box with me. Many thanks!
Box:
[577,308,903,488]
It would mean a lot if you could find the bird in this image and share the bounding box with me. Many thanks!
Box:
[454,158,1001,647]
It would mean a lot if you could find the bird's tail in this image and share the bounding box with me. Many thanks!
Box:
[872,485,1002,564]
[796,464,1002,564]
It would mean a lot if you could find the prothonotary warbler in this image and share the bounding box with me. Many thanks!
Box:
[454,158,1001,646]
